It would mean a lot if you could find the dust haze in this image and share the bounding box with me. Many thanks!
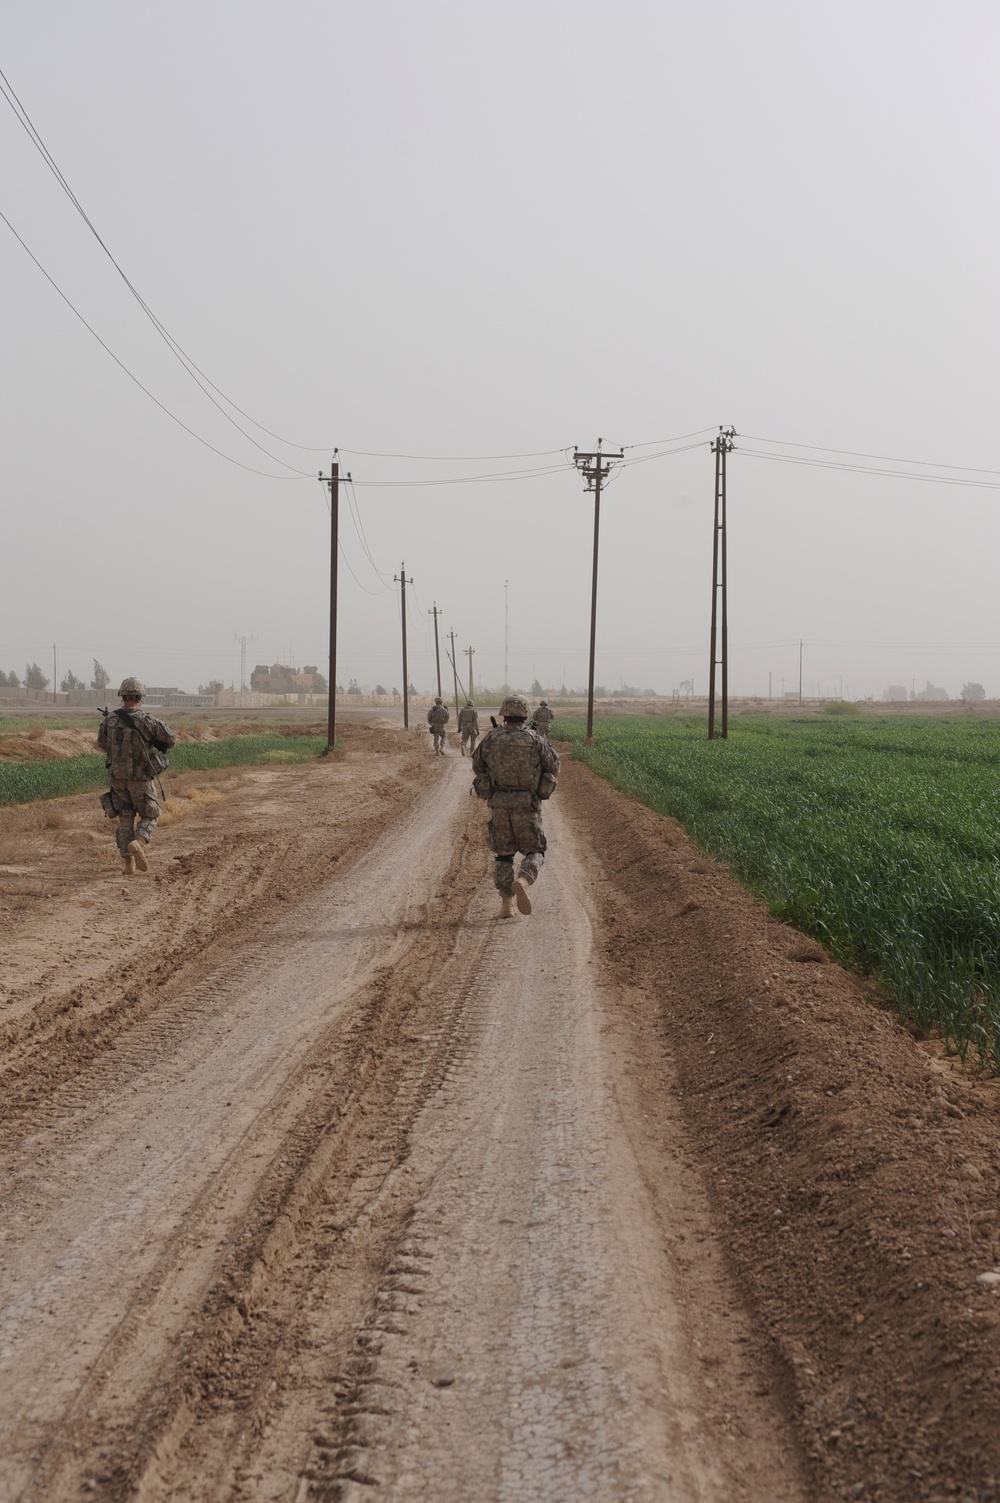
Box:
[2,0,997,701]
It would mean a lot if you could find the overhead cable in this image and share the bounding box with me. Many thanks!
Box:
[0,67,330,462]
[0,205,311,481]
[741,433,1000,478]
[739,448,1000,492]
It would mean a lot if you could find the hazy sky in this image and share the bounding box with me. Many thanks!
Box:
[3,0,998,701]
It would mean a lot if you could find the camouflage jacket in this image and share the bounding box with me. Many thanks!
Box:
[427,704,450,728]
[457,706,479,734]
[98,707,176,783]
[533,705,554,731]
[471,724,559,800]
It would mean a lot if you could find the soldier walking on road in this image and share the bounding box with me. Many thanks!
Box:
[457,700,480,757]
[427,696,450,755]
[533,699,555,738]
[472,694,559,919]
[97,677,176,877]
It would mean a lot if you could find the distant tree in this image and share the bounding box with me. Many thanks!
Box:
[60,669,85,692]
[915,680,949,701]
[347,678,361,695]
[198,679,225,695]
[91,659,111,693]
[409,682,418,696]
[374,684,388,696]
[559,683,567,697]
[0,670,9,688]
[6,669,20,688]
[313,671,328,692]
[531,678,543,695]
[961,682,986,701]
[336,683,345,695]
[882,685,908,702]
[24,661,49,690]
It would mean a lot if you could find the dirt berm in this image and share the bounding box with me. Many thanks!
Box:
[0,724,998,1503]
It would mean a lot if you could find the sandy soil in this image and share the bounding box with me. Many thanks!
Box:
[1,726,999,1502]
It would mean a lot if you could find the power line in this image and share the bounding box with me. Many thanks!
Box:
[0,67,331,461]
[339,444,573,461]
[741,433,1000,478]
[351,459,574,488]
[0,205,312,481]
[739,448,1000,492]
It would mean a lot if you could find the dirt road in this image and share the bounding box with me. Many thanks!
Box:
[3,727,1000,1502]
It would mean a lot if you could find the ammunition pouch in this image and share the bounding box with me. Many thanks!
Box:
[472,774,493,800]
[100,790,121,819]
[144,745,170,775]
[537,772,557,800]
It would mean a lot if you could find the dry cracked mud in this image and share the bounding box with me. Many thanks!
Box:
[2,723,1000,1503]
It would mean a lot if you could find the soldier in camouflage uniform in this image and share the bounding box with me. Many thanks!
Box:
[533,699,555,738]
[457,700,479,756]
[427,696,450,754]
[97,677,176,876]
[472,694,559,918]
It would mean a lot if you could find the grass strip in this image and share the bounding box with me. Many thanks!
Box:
[561,714,1000,1070]
[0,734,328,809]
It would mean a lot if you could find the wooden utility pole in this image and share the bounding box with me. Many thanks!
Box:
[572,438,624,743]
[466,645,475,700]
[319,452,350,753]
[708,427,736,740]
[394,565,411,728]
[429,603,443,699]
[447,630,460,712]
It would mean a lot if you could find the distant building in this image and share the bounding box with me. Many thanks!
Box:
[250,662,325,695]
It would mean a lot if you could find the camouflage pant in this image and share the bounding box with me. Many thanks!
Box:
[487,793,546,893]
[461,729,477,752]
[430,727,447,750]
[109,779,161,853]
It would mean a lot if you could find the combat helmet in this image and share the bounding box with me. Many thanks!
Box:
[118,676,145,699]
[500,694,528,720]
[465,699,474,707]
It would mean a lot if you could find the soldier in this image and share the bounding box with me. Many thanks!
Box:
[472,694,559,919]
[457,699,479,756]
[97,677,176,876]
[427,696,450,755]
[533,699,555,738]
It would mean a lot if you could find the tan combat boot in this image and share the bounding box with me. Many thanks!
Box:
[127,838,149,873]
[122,851,136,877]
[500,895,516,919]
[513,876,532,915]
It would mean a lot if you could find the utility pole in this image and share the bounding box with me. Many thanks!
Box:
[447,630,461,712]
[504,580,509,690]
[52,642,57,704]
[573,438,624,743]
[799,640,804,705]
[466,645,475,700]
[708,427,736,740]
[319,452,350,753]
[234,632,258,694]
[429,604,443,700]
[394,565,411,728]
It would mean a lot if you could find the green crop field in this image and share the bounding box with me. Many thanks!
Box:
[0,734,329,810]
[562,714,1000,1070]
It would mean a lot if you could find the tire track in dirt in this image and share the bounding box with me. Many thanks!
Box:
[0,757,473,1503]
[0,731,432,1134]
